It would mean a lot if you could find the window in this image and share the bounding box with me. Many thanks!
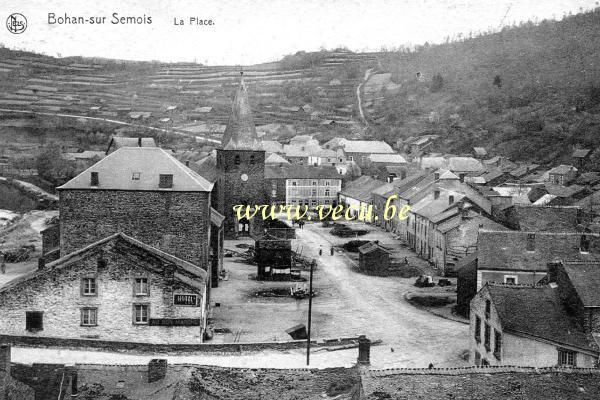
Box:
[132,172,141,180]
[475,315,481,342]
[310,200,318,206]
[325,189,330,197]
[312,181,317,186]
[311,189,317,197]
[348,156,354,161]
[580,235,590,253]
[133,304,149,324]
[234,155,240,165]
[481,358,490,366]
[291,181,297,186]
[485,299,491,318]
[159,174,173,189]
[250,155,255,165]
[271,180,277,189]
[25,311,43,332]
[494,330,502,360]
[90,172,99,186]
[82,277,97,296]
[504,275,518,284]
[325,181,331,186]
[526,233,535,251]
[134,278,149,296]
[81,308,98,326]
[558,349,577,366]
[484,323,491,352]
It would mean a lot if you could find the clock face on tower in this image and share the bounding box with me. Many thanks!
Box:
[240,173,248,182]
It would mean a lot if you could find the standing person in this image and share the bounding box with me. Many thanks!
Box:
[0,253,5,274]
[330,246,334,256]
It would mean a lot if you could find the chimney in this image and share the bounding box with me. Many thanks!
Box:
[459,173,465,183]
[138,137,142,147]
[38,257,45,270]
[434,189,440,200]
[449,195,454,205]
[434,172,440,180]
[185,160,190,167]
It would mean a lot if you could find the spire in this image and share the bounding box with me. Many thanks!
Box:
[221,71,260,150]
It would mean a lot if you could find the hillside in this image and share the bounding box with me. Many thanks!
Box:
[364,8,600,166]
[1,8,599,175]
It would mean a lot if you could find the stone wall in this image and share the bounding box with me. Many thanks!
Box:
[470,287,503,366]
[58,189,211,269]
[0,243,206,344]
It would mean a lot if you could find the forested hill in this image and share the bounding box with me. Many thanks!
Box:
[367,8,600,167]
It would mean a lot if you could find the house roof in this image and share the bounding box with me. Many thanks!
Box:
[511,204,582,232]
[509,164,540,178]
[448,157,483,173]
[339,175,386,203]
[573,149,591,158]
[358,241,391,255]
[58,147,213,191]
[221,77,261,151]
[264,165,340,180]
[548,165,577,175]
[261,140,284,153]
[265,153,290,165]
[369,153,406,164]
[545,184,587,198]
[0,233,207,294]
[473,147,487,156]
[561,262,600,307]
[107,137,156,153]
[341,140,394,154]
[411,190,464,219]
[477,230,600,272]
[486,284,598,352]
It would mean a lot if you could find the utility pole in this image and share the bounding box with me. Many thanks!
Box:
[306,259,315,366]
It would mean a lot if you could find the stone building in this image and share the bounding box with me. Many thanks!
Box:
[470,282,599,367]
[265,165,342,208]
[0,233,209,344]
[214,74,266,238]
[56,146,214,271]
[547,165,578,186]
[476,230,600,290]
[358,242,391,274]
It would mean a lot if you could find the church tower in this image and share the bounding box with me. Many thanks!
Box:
[215,73,265,239]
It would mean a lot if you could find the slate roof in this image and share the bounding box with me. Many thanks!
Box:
[509,164,540,178]
[221,77,261,151]
[261,140,284,153]
[548,165,577,175]
[473,147,487,156]
[545,184,587,198]
[0,233,207,294]
[448,157,483,173]
[265,153,290,165]
[341,140,394,154]
[58,147,213,192]
[369,153,406,164]
[561,262,600,307]
[106,137,156,153]
[511,205,582,232]
[487,284,598,352]
[339,175,386,203]
[358,241,391,255]
[573,149,591,158]
[264,165,341,180]
[477,230,600,272]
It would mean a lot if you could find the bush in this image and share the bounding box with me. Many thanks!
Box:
[430,73,444,92]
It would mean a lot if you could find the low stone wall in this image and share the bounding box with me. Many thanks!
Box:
[0,334,360,355]
[365,365,600,377]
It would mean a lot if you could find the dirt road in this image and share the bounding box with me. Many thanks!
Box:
[294,221,470,368]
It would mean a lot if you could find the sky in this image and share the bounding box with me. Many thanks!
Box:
[0,0,598,65]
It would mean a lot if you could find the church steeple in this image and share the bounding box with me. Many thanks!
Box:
[221,72,260,150]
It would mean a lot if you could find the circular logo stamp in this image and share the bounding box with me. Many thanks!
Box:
[6,13,27,34]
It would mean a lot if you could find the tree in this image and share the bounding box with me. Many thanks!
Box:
[430,73,444,92]
[35,141,75,186]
